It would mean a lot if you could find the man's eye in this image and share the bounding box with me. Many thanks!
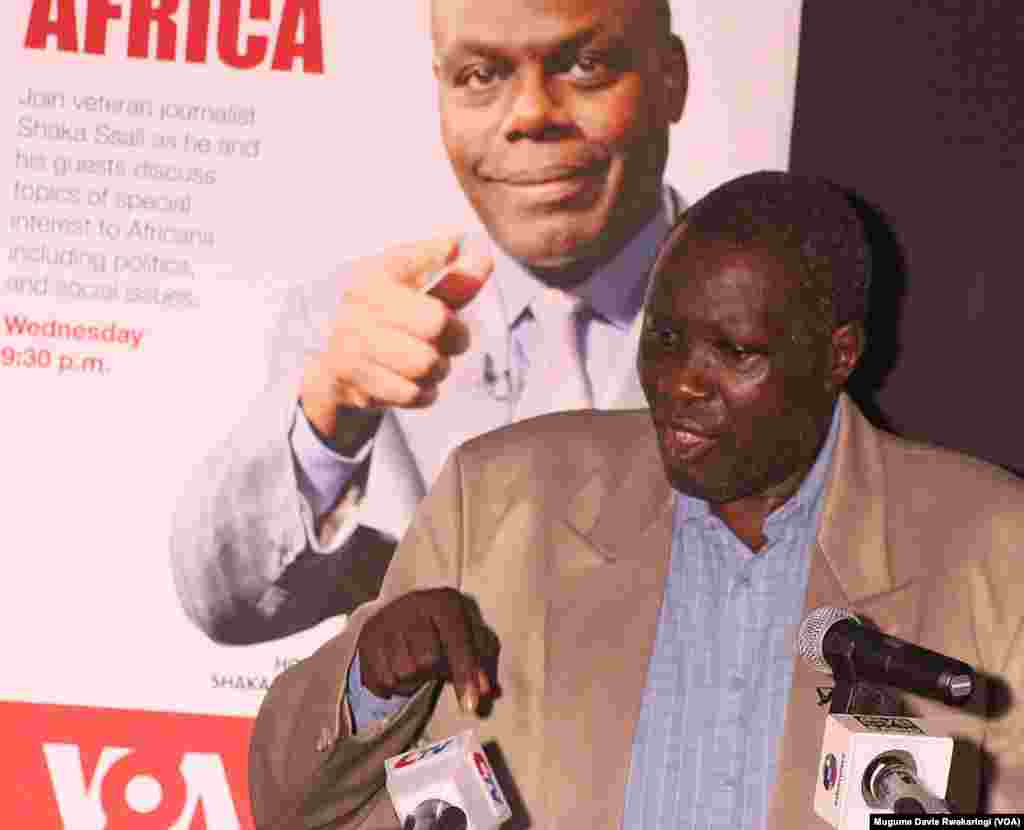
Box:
[458,64,501,89]
[569,56,601,77]
[643,326,680,350]
[566,53,614,84]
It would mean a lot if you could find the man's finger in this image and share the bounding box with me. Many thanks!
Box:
[386,634,422,693]
[420,354,451,387]
[431,596,485,714]
[361,639,401,698]
[470,613,501,661]
[434,316,471,357]
[421,245,493,310]
[355,322,446,382]
[356,282,452,343]
[374,235,462,288]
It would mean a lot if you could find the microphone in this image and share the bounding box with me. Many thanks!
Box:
[862,750,952,814]
[797,606,975,705]
[385,730,512,830]
[813,714,954,827]
[402,799,468,830]
[481,353,513,401]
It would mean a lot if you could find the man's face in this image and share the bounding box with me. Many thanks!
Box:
[432,0,686,269]
[638,238,849,505]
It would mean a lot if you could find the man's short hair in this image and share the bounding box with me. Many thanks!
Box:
[660,170,871,328]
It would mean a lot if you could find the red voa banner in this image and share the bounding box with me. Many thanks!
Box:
[2,701,254,829]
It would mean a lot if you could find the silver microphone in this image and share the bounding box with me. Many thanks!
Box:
[862,750,952,814]
[403,799,468,830]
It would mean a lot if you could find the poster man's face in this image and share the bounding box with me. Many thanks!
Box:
[432,0,686,269]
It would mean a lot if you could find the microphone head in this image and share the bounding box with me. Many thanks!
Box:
[403,800,468,830]
[797,605,860,673]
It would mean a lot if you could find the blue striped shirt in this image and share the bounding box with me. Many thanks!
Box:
[621,405,840,829]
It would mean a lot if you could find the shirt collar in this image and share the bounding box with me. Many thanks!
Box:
[676,402,843,537]
[495,203,671,331]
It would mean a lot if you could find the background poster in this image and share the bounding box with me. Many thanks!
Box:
[1,1,802,825]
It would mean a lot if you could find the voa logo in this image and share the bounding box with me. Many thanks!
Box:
[43,744,240,829]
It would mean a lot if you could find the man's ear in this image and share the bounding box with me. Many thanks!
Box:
[830,321,865,387]
[661,34,688,123]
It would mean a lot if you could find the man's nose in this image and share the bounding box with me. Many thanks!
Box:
[657,355,712,402]
[503,67,570,141]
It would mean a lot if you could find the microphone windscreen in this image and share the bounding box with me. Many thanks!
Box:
[797,605,860,673]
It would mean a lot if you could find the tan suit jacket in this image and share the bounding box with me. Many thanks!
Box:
[249,394,1024,828]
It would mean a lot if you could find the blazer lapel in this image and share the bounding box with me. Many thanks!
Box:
[542,422,675,827]
[767,395,899,829]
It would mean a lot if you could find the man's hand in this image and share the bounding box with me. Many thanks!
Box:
[300,235,493,440]
[357,588,497,714]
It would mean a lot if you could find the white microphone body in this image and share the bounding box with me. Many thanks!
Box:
[385,730,512,830]
[814,714,954,829]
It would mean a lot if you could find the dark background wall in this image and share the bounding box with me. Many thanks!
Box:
[790,2,1023,473]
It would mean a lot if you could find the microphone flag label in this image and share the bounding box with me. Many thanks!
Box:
[390,736,458,770]
[472,751,508,811]
[386,730,512,830]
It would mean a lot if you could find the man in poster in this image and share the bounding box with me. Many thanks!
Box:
[170,0,688,644]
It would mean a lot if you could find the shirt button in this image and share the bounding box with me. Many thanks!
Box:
[735,575,751,588]
[721,776,738,789]
[729,676,746,691]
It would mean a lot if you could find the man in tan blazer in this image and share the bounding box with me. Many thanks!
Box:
[249,172,1024,828]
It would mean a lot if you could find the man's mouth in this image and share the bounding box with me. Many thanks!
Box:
[654,417,721,459]
[482,160,609,202]
[495,161,608,186]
